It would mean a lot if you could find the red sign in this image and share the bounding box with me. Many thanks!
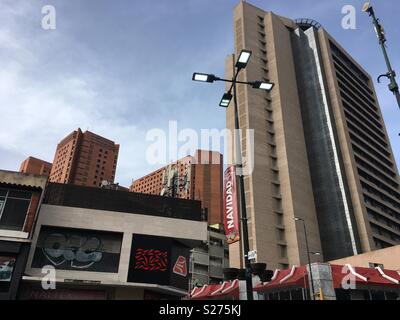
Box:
[173,256,187,277]
[223,166,240,244]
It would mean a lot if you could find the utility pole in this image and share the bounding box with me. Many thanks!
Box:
[363,2,400,110]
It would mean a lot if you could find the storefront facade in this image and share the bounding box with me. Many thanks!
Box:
[0,170,47,300]
[21,183,207,299]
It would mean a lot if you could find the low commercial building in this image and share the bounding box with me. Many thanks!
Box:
[254,263,400,300]
[20,183,207,299]
[191,263,400,300]
[0,170,47,300]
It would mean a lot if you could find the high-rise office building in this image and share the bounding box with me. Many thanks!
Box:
[19,157,52,176]
[49,128,119,187]
[226,2,400,269]
[130,150,223,225]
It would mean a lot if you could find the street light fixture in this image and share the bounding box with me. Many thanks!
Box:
[219,92,233,108]
[362,2,400,110]
[192,49,274,301]
[235,49,252,69]
[293,217,316,300]
[192,72,219,83]
[252,81,275,91]
[362,2,371,13]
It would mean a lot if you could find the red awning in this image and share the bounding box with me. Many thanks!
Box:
[189,280,239,300]
[254,266,308,292]
[209,279,239,299]
[331,264,400,289]
[191,285,214,300]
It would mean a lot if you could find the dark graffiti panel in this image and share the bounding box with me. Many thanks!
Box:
[127,234,190,290]
[128,234,172,285]
[32,226,122,273]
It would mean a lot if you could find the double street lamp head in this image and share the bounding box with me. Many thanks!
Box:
[192,72,218,83]
[235,49,252,69]
[193,48,274,110]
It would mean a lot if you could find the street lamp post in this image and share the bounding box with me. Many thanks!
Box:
[294,217,316,300]
[362,2,400,110]
[193,50,274,300]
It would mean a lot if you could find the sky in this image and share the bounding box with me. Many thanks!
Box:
[0,0,399,187]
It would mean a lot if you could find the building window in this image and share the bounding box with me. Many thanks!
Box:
[280,263,289,270]
[369,262,384,269]
[279,245,287,258]
[0,188,32,231]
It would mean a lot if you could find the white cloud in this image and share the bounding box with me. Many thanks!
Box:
[0,1,148,186]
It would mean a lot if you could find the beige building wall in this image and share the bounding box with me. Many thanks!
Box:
[226,1,400,268]
[330,245,400,271]
[226,2,323,269]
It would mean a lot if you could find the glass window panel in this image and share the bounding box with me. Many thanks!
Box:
[8,190,32,200]
[0,198,30,230]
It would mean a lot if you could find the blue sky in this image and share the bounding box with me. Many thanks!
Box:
[0,0,399,187]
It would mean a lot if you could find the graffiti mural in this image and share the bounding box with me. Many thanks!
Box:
[0,256,15,282]
[42,233,103,269]
[32,226,122,273]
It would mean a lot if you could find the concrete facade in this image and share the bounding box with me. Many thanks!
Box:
[226,2,400,268]
[330,245,400,270]
[226,2,323,270]
[0,170,47,300]
[23,203,207,299]
[189,225,229,288]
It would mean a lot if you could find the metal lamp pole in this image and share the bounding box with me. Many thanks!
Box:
[232,65,254,301]
[192,50,274,300]
[363,2,400,110]
[294,217,315,300]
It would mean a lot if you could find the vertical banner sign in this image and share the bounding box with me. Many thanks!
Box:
[223,166,240,244]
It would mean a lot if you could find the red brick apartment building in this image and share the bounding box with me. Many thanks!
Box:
[19,157,52,176]
[130,150,223,225]
[49,128,119,188]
